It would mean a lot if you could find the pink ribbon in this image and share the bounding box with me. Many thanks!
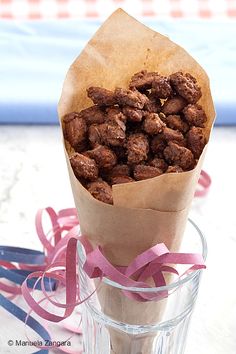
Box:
[195,170,211,197]
[83,242,205,302]
[18,207,206,323]
[0,171,211,353]
[0,170,209,351]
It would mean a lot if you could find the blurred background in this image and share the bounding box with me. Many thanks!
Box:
[0,0,236,124]
[0,1,236,354]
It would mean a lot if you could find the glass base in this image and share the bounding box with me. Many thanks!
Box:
[82,302,193,354]
[79,219,206,354]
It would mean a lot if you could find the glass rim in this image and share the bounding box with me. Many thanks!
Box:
[78,218,207,293]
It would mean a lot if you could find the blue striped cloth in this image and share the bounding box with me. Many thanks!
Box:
[0,19,235,124]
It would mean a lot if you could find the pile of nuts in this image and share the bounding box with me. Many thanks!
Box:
[63,70,207,204]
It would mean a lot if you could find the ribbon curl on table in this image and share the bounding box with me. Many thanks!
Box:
[0,170,209,352]
[194,170,211,197]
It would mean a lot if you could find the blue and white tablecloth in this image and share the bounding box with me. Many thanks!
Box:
[0,19,235,125]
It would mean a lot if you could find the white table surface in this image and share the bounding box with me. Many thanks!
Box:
[0,125,235,354]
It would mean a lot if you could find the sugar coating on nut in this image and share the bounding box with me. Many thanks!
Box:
[165,114,189,133]
[115,88,149,109]
[63,112,87,149]
[87,180,113,204]
[99,115,126,147]
[152,75,173,99]
[164,141,195,170]
[110,164,130,177]
[127,133,149,164]
[149,157,168,172]
[100,123,126,147]
[161,127,186,146]
[129,70,159,90]
[70,153,98,181]
[63,111,79,124]
[183,104,207,127]
[144,92,162,113]
[134,165,163,180]
[143,113,166,135]
[170,72,202,104]
[65,70,207,204]
[150,135,167,154]
[78,105,106,125]
[166,165,184,173]
[123,107,143,122]
[85,145,117,169]
[88,124,103,147]
[186,126,206,158]
[111,176,134,185]
[162,96,187,115]
[106,107,127,123]
[87,87,116,106]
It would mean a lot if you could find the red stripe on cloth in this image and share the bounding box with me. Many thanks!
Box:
[28,12,42,19]
[226,0,236,17]
[0,0,11,4]
[198,0,212,19]
[141,0,155,17]
[56,0,70,19]
[227,8,236,16]
[56,0,70,3]
[142,9,156,16]
[170,10,184,18]
[0,0,235,20]
[0,13,14,19]
[28,0,41,4]
[85,0,99,18]
[86,11,99,17]
[58,12,70,18]
[199,9,212,18]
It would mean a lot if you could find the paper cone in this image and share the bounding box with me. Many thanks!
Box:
[58,9,215,354]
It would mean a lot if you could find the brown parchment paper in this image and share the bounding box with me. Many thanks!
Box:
[58,9,215,354]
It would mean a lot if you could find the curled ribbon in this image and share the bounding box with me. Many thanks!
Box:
[0,208,81,354]
[19,213,205,321]
[0,171,209,352]
[1,208,206,311]
[195,170,211,197]
[83,242,205,302]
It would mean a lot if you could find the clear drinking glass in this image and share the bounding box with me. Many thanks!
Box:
[78,219,207,354]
